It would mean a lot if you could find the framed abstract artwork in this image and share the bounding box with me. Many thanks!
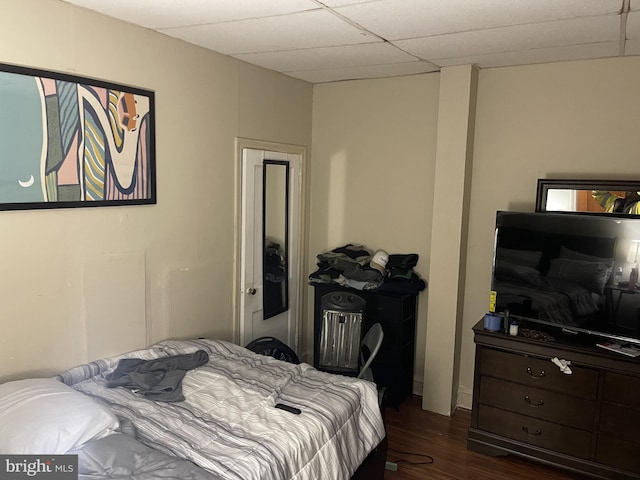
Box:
[0,63,155,211]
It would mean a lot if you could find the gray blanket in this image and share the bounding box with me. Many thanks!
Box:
[106,349,208,402]
[74,432,216,479]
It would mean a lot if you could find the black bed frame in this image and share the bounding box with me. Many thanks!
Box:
[352,435,387,480]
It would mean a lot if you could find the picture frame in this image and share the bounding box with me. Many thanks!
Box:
[0,62,155,211]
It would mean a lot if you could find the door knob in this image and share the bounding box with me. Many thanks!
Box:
[247,288,257,295]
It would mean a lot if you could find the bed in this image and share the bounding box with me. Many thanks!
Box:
[0,338,386,480]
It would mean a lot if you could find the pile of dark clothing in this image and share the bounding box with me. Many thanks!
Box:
[381,252,427,295]
[308,244,426,295]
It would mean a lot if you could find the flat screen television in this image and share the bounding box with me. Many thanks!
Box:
[492,210,640,346]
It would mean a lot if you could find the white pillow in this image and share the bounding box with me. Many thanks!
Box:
[0,377,119,454]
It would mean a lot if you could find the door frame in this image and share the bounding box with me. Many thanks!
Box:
[234,138,307,351]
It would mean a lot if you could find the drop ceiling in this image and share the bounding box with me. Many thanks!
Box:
[61,0,640,83]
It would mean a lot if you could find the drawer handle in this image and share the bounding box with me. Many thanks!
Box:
[524,395,544,408]
[526,367,545,379]
[522,426,542,437]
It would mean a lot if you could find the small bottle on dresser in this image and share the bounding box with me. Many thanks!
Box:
[614,266,623,286]
[509,320,519,336]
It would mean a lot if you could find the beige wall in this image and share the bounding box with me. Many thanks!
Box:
[308,74,440,384]
[424,65,477,414]
[5,0,640,417]
[0,0,312,381]
[460,56,640,406]
[311,56,640,414]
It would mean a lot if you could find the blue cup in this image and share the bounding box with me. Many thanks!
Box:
[483,313,502,332]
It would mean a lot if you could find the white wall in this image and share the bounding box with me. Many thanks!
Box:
[0,0,312,381]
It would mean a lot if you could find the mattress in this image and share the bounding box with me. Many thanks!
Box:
[57,338,385,480]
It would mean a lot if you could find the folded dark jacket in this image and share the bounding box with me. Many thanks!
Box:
[376,277,427,295]
[330,243,370,260]
[317,244,371,269]
[386,254,419,270]
[106,350,209,402]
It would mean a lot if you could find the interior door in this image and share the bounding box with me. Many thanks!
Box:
[240,148,301,351]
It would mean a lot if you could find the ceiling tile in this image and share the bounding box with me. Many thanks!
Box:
[625,40,640,54]
[434,42,620,69]
[162,9,380,55]
[626,11,640,54]
[627,11,640,40]
[234,43,418,72]
[62,0,321,28]
[397,16,621,61]
[59,0,633,83]
[336,0,623,40]
[319,0,380,7]
[286,61,438,83]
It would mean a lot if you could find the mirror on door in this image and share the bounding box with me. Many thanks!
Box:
[263,160,289,320]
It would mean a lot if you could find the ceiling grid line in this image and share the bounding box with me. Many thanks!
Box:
[621,0,631,54]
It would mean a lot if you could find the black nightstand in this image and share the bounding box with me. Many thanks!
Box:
[311,284,419,409]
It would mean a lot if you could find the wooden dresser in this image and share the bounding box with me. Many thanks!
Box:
[468,319,640,479]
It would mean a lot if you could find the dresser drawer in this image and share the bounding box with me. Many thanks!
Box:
[477,405,592,459]
[480,348,599,399]
[596,435,640,473]
[598,403,640,443]
[401,316,415,346]
[603,372,640,408]
[479,376,596,430]
[368,294,415,324]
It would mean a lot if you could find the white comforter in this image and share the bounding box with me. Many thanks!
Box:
[57,339,385,480]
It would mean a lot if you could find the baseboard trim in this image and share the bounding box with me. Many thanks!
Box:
[456,385,473,410]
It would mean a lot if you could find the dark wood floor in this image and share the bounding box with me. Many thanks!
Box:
[383,396,589,480]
